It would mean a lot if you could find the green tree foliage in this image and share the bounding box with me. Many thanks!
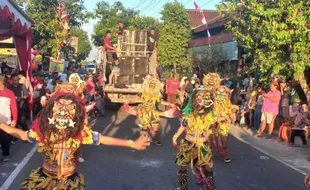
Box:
[69,28,92,61]
[218,0,310,80]
[21,0,90,57]
[157,2,192,74]
[92,1,161,46]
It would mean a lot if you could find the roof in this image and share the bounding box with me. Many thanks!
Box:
[189,32,235,47]
[8,0,34,24]
[186,9,228,30]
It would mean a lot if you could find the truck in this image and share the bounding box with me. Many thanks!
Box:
[102,30,157,104]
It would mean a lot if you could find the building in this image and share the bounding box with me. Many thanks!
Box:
[186,9,241,76]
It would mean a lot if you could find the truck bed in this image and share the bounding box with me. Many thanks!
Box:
[104,86,142,93]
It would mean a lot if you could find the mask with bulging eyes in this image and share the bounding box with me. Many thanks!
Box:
[48,98,77,130]
[192,90,214,114]
[203,73,221,91]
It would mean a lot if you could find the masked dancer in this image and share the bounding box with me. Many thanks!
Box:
[0,93,150,190]
[204,73,232,163]
[123,75,180,146]
[173,89,216,190]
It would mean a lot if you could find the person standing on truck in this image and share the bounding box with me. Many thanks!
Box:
[166,74,180,109]
[118,22,125,37]
[147,29,158,60]
[104,30,117,68]
[109,59,120,87]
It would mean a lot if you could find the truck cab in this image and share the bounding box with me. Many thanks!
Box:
[85,63,96,74]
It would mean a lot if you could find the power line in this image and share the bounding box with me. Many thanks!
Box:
[141,0,162,14]
[200,0,217,8]
[150,0,170,18]
[183,0,192,6]
[139,0,157,13]
[135,0,147,9]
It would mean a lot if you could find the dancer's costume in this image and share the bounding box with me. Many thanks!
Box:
[173,89,216,190]
[123,76,180,144]
[21,93,100,189]
[204,73,232,162]
[68,73,86,97]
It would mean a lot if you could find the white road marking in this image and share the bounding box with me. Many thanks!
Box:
[231,132,306,175]
[0,145,37,190]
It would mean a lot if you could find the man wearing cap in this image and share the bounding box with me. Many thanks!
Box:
[0,75,18,162]
[255,81,281,138]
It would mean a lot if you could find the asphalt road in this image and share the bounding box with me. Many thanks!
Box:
[2,110,308,190]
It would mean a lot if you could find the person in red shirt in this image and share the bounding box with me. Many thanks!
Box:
[166,74,180,109]
[104,30,117,66]
[85,74,96,104]
[0,75,18,162]
[97,71,104,88]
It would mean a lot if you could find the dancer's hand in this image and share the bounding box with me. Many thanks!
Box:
[172,140,177,147]
[304,174,310,186]
[134,135,150,150]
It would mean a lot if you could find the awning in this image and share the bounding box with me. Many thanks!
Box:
[0,0,33,77]
[0,0,34,111]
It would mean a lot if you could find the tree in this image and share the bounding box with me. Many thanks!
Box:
[92,1,161,46]
[218,0,310,100]
[157,2,192,74]
[20,0,90,57]
[69,28,92,62]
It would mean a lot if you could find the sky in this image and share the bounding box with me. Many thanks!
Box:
[82,0,221,61]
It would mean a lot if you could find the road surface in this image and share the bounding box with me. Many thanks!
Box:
[0,110,308,190]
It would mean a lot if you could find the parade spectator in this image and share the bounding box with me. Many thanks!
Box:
[242,74,249,91]
[280,77,292,119]
[165,74,180,108]
[253,84,264,130]
[8,74,29,131]
[278,103,299,143]
[85,74,96,103]
[108,59,120,86]
[289,104,310,147]
[18,71,33,96]
[256,81,281,138]
[59,72,68,82]
[180,76,187,88]
[94,91,105,116]
[40,96,47,108]
[248,73,256,93]
[224,76,233,89]
[97,71,104,88]
[0,75,17,162]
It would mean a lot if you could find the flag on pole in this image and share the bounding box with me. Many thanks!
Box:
[194,2,211,45]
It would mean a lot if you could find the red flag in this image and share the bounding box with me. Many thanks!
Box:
[194,2,211,45]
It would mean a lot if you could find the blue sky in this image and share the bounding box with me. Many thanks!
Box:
[82,0,221,60]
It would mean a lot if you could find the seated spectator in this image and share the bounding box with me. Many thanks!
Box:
[278,103,299,143]
[289,104,310,147]
[94,91,105,116]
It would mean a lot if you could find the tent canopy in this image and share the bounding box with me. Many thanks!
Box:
[0,0,33,79]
